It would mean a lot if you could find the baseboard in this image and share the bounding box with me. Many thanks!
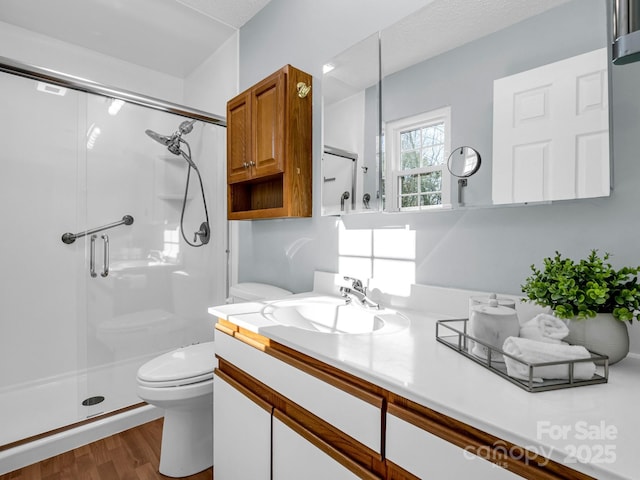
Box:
[0,404,162,475]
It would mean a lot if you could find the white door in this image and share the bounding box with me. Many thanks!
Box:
[492,48,609,204]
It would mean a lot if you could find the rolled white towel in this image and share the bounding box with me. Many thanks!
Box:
[502,336,596,383]
[519,313,569,344]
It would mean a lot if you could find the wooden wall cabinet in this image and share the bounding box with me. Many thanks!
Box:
[227,64,312,220]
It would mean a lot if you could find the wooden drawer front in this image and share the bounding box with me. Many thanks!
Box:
[386,412,522,480]
[273,410,379,480]
[215,331,382,453]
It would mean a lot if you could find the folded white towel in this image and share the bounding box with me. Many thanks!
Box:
[502,336,596,383]
[519,313,569,344]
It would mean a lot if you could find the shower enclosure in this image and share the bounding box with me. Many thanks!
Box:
[0,58,227,451]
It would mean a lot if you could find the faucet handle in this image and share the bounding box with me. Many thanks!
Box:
[343,276,363,290]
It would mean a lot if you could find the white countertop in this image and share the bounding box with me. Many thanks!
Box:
[209,291,640,480]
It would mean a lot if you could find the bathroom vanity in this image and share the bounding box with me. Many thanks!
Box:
[209,275,640,479]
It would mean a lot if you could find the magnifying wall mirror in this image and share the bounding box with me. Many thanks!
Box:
[447,146,481,178]
[448,146,481,207]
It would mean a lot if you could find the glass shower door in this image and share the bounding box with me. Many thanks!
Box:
[81,94,217,418]
[0,72,87,445]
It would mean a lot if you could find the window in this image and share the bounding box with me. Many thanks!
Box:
[384,107,451,211]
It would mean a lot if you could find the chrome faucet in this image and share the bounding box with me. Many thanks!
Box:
[340,276,379,309]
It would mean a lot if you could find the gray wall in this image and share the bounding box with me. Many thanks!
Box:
[236,0,640,352]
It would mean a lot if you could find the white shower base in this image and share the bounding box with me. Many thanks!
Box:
[0,355,163,475]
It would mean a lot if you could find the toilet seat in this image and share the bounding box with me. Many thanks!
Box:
[137,342,215,388]
[137,371,213,388]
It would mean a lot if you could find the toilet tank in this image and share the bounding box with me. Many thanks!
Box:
[228,282,292,303]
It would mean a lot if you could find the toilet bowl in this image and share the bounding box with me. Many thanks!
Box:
[136,342,215,478]
[136,282,291,477]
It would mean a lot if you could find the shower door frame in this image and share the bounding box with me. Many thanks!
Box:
[0,56,226,128]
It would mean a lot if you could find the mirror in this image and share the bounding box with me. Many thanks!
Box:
[321,0,611,214]
[448,147,481,178]
[381,0,610,211]
[322,33,380,215]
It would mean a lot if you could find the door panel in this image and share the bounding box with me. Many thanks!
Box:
[227,92,251,183]
[493,48,609,204]
[252,72,284,177]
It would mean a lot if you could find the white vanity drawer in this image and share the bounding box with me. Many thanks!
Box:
[272,410,376,480]
[215,329,383,453]
[386,409,521,479]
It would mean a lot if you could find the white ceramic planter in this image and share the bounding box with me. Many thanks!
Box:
[565,313,630,364]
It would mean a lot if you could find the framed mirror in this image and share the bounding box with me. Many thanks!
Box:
[379,0,610,211]
[322,33,381,215]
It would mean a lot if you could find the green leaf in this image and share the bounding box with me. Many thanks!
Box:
[521,250,640,322]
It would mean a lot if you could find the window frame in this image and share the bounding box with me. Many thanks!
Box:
[384,106,452,212]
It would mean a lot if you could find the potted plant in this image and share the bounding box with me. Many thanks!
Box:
[521,250,639,364]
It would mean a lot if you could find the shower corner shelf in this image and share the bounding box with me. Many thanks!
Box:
[435,318,609,393]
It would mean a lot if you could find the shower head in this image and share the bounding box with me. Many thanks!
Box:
[179,119,196,135]
[146,128,183,156]
[145,119,195,148]
[145,129,172,146]
[145,121,198,170]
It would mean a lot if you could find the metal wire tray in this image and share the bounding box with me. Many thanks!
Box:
[436,318,609,392]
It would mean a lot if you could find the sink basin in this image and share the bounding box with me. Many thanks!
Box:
[261,296,409,335]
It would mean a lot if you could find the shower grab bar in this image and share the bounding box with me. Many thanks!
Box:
[61,215,134,244]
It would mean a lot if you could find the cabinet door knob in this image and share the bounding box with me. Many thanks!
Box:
[250,161,256,167]
[243,162,249,168]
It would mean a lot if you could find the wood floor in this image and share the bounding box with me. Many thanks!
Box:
[1,419,213,480]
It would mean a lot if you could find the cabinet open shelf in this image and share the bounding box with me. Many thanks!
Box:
[229,174,284,219]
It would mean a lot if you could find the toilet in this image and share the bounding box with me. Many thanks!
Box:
[136,282,291,477]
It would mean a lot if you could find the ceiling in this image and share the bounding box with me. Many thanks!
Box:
[324,0,572,105]
[0,0,272,77]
